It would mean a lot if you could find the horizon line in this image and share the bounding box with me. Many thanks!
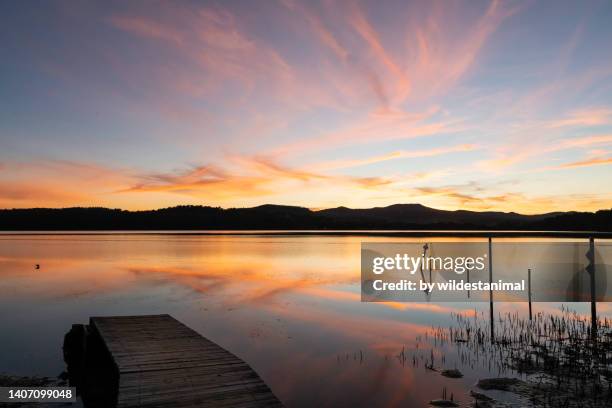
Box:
[1,202,610,216]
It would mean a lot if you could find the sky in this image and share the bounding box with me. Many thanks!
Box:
[1,0,612,213]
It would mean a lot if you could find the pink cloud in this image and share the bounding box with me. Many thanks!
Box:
[312,144,477,171]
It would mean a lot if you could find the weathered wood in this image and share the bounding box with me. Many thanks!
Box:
[90,314,282,408]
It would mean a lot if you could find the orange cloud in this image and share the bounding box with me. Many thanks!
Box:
[229,156,328,182]
[557,156,612,169]
[412,186,520,208]
[0,160,135,208]
[124,167,272,200]
[2,152,609,213]
[411,184,612,213]
[0,181,86,206]
[121,155,398,205]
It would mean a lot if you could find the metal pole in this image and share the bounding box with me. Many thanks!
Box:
[467,269,470,299]
[589,237,596,336]
[489,237,494,342]
[528,268,532,321]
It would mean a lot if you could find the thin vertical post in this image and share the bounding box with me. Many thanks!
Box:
[489,237,494,342]
[527,268,532,321]
[589,237,596,336]
[467,269,470,299]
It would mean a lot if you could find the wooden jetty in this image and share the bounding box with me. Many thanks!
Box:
[89,314,282,408]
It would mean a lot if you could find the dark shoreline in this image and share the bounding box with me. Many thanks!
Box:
[1,230,612,238]
[2,205,611,233]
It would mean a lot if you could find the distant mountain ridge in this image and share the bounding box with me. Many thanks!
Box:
[0,204,610,231]
[316,203,562,224]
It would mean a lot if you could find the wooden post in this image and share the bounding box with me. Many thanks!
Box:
[527,268,532,321]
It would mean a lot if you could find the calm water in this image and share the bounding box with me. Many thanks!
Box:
[1,234,610,407]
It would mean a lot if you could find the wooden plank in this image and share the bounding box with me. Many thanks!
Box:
[90,315,282,408]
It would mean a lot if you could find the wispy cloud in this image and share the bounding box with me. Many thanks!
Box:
[410,184,611,213]
[557,156,612,169]
[109,15,184,45]
[121,155,396,203]
[479,134,612,170]
[3,1,612,212]
[547,108,612,128]
[270,109,460,157]
[312,144,477,171]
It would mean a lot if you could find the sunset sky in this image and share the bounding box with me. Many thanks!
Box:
[1,0,612,213]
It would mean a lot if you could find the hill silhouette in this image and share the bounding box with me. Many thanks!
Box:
[0,204,610,231]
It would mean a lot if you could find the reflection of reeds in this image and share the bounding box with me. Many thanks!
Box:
[424,307,612,406]
[337,350,365,365]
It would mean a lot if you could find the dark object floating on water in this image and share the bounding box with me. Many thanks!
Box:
[64,314,282,408]
[477,377,522,391]
[441,368,463,378]
[470,390,493,401]
[35,264,40,269]
[431,387,458,407]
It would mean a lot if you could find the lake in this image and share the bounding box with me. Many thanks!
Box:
[1,233,610,407]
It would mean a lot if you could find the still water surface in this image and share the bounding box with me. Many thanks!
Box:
[1,234,610,407]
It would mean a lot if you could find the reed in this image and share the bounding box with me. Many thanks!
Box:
[421,306,612,407]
